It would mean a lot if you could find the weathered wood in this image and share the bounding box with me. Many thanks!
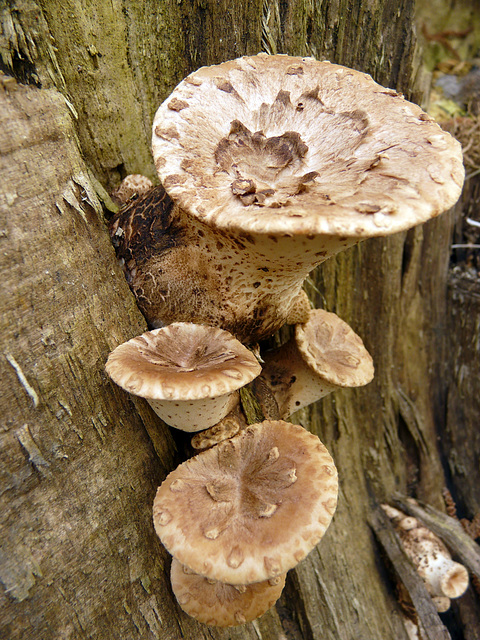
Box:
[444,266,480,517]
[0,79,179,639]
[368,503,451,640]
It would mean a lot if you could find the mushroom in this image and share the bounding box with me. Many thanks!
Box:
[105,323,261,431]
[110,53,463,342]
[111,173,154,206]
[109,184,312,342]
[255,309,374,418]
[170,558,286,627]
[382,504,469,606]
[153,420,338,584]
[190,406,246,451]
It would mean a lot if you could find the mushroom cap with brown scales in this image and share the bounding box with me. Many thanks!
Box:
[152,53,464,241]
[153,420,338,585]
[111,174,154,206]
[170,558,286,627]
[257,309,374,418]
[295,309,374,388]
[105,323,261,431]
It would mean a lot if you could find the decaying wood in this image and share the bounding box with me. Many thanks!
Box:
[1,0,479,638]
[368,503,451,640]
[394,495,480,582]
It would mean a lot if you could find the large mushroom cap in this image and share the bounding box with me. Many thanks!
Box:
[171,559,286,627]
[295,309,374,387]
[105,323,261,401]
[152,54,464,239]
[153,420,338,584]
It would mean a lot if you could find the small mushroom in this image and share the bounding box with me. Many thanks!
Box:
[256,309,374,418]
[105,323,261,431]
[170,558,286,627]
[190,406,246,451]
[111,174,154,206]
[382,504,469,606]
[153,419,338,584]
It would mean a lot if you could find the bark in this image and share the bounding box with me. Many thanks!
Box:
[0,1,478,639]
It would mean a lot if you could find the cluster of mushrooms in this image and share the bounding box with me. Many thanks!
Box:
[382,505,469,614]
[105,54,464,626]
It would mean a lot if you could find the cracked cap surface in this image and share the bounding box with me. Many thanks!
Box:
[152,53,464,238]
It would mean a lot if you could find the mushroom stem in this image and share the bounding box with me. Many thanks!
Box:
[110,190,357,343]
[148,390,240,432]
[257,309,374,418]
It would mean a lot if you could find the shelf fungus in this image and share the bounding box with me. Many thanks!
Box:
[170,558,286,627]
[106,53,463,342]
[255,309,374,418]
[153,420,338,585]
[105,323,261,431]
[382,505,469,610]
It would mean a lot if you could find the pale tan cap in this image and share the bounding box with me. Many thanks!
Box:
[153,420,338,584]
[152,54,464,239]
[295,309,374,387]
[105,323,261,401]
[170,558,286,627]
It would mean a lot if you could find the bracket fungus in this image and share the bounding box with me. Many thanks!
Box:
[382,505,469,609]
[105,323,261,431]
[153,420,338,585]
[108,53,466,343]
[170,558,286,627]
[256,308,374,418]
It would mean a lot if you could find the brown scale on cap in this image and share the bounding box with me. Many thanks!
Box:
[153,420,338,584]
[105,323,261,431]
[170,558,286,626]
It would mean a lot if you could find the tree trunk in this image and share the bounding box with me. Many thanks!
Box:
[0,1,477,639]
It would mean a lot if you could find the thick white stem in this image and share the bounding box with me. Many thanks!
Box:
[259,338,338,418]
[419,555,469,599]
[147,391,239,432]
